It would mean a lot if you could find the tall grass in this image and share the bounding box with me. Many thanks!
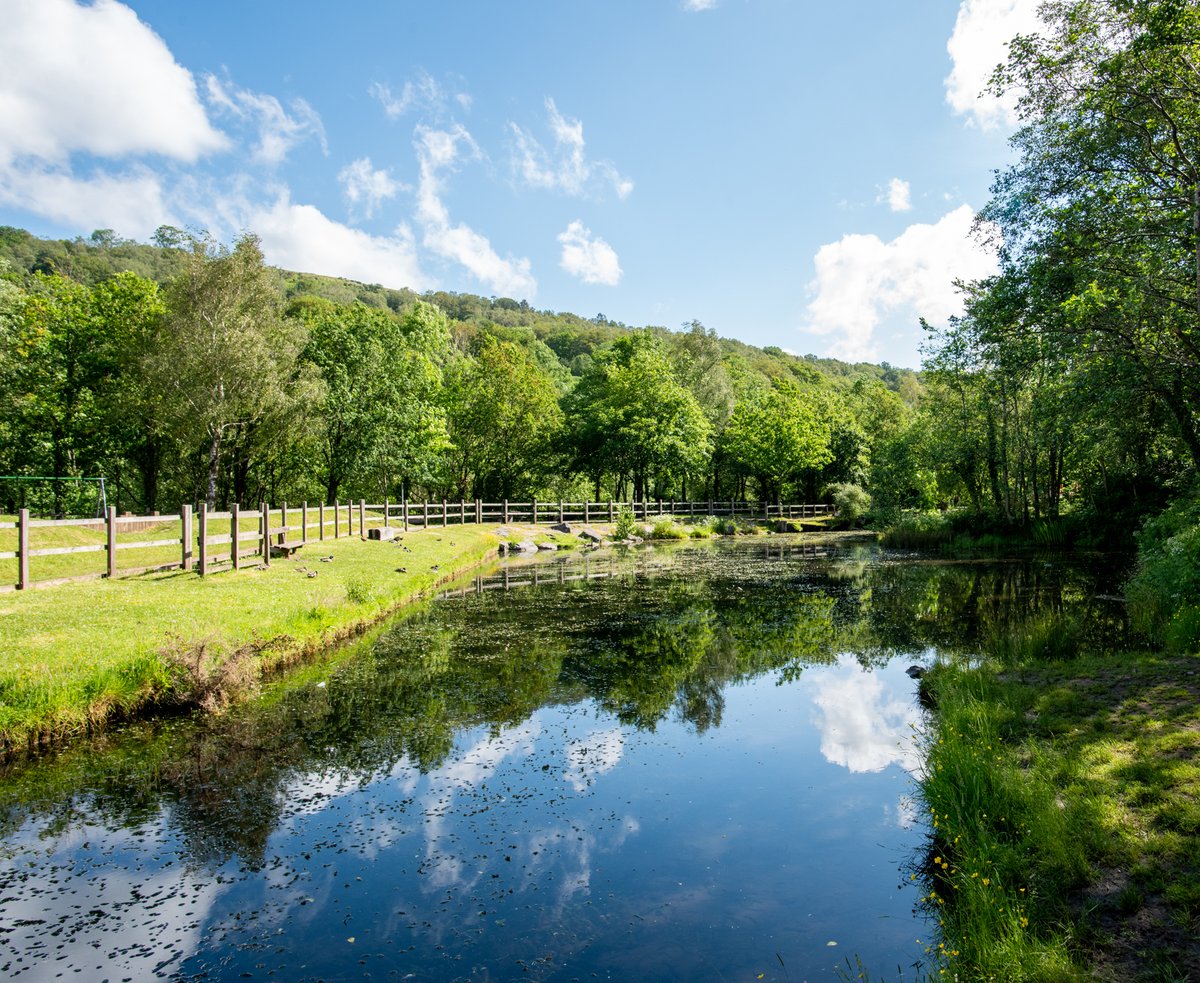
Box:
[917,667,1095,981]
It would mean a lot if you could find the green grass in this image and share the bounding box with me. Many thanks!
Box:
[0,525,499,755]
[918,650,1200,981]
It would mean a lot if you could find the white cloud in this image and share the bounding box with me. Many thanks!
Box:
[809,657,922,774]
[945,0,1043,129]
[0,162,175,239]
[563,728,625,792]
[802,204,999,363]
[338,157,404,218]
[558,220,622,286]
[248,192,429,289]
[0,0,226,165]
[683,0,718,9]
[415,124,536,298]
[510,99,633,199]
[370,72,470,120]
[205,76,327,166]
[885,177,912,212]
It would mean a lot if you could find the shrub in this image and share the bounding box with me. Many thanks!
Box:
[1127,496,1200,645]
[612,505,637,540]
[881,512,956,548]
[649,518,687,540]
[345,575,376,605]
[826,483,872,528]
[707,516,737,536]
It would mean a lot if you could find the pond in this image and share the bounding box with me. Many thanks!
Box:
[0,536,1130,981]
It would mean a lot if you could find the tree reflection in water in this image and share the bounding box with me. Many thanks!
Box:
[0,538,1131,980]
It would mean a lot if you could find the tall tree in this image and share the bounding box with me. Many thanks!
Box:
[293,297,451,504]
[146,235,321,508]
[988,0,1200,469]
[562,332,711,500]
[721,378,833,504]
[443,334,563,500]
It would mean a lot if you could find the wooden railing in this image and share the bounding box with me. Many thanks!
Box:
[0,499,834,592]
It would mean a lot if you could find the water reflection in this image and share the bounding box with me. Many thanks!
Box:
[810,655,923,774]
[0,538,1130,980]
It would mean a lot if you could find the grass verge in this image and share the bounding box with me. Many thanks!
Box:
[0,525,502,758]
[918,650,1200,981]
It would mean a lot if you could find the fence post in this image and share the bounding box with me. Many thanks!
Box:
[384,496,389,529]
[404,497,410,531]
[318,502,325,541]
[232,503,241,570]
[359,499,365,537]
[475,499,481,524]
[333,499,340,539]
[181,504,193,571]
[460,500,466,524]
[584,501,590,523]
[198,503,210,576]
[17,508,29,590]
[423,500,429,528]
[532,498,538,524]
[608,500,614,522]
[558,500,564,523]
[279,501,287,546]
[106,506,117,579]
[442,499,448,528]
[260,501,270,567]
[302,501,309,544]
[503,499,509,524]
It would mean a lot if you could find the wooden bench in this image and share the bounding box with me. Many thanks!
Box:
[270,541,304,558]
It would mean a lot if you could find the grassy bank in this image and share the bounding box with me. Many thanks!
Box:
[0,525,507,757]
[918,651,1200,981]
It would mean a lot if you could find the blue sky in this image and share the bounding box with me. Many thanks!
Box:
[0,0,1041,369]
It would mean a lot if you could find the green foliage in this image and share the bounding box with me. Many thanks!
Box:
[721,378,833,502]
[0,226,938,513]
[648,517,687,540]
[612,505,637,540]
[443,333,563,500]
[1127,496,1200,646]
[292,297,450,503]
[563,332,711,501]
[826,482,871,528]
[146,234,322,508]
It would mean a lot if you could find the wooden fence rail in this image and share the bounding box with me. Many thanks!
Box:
[0,499,834,593]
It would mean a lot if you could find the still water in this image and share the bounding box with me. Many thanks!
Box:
[0,538,1126,981]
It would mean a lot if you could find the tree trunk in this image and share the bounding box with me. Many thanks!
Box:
[205,427,221,510]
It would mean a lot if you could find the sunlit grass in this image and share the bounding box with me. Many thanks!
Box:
[0,526,499,754]
[918,649,1200,980]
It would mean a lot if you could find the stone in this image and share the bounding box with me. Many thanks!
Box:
[550,522,573,533]
[367,526,396,541]
[516,539,539,554]
[579,527,602,542]
[775,519,800,533]
[537,541,558,551]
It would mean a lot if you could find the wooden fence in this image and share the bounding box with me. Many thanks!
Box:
[0,498,834,593]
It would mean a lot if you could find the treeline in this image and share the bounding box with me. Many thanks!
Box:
[0,228,925,517]
[917,0,1200,530]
